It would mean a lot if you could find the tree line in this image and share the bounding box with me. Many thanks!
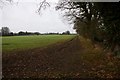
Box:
[0,27,71,36]
[56,1,120,54]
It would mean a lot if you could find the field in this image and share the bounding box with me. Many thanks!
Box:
[2,35,120,78]
[2,35,75,52]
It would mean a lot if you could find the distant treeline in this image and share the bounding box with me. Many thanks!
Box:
[0,27,74,36]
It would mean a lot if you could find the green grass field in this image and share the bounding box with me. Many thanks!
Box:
[2,35,75,52]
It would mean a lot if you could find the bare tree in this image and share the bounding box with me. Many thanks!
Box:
[0,0,50,14]
[37,0,50,14]
[0,0,13,8]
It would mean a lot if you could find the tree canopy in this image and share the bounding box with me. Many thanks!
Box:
[56,1,120,53]
[1,27,10,36]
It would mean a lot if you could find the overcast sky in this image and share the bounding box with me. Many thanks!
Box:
[0,0,76,33]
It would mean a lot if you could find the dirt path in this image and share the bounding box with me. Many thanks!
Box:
[2,36,120,78]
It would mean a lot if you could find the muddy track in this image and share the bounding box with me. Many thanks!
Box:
[2,36,88,78]
[3,36,118,78]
